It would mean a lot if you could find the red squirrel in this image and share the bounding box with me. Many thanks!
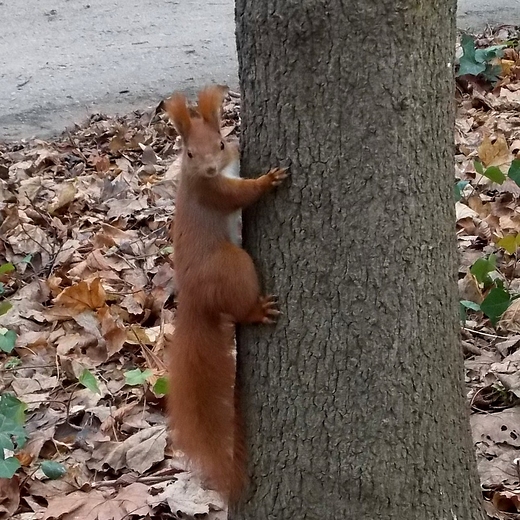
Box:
[165,85,287,501]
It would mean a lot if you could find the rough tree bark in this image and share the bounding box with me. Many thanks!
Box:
[233,1,484,519]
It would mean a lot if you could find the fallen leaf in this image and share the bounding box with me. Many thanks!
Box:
[479,134,512,170]
[0,476,20,518]
[54,279,106,315]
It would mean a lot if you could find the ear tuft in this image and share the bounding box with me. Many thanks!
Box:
[197,85,228,132]
[164,93,191,140]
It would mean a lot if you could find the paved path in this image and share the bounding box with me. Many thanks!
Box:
[458,0,520,30]
[0,0,237,140]
[0,0,517,141]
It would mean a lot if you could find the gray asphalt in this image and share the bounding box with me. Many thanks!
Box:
[0,0,237,140]
[0,0,517,141]
[458,0,520,30]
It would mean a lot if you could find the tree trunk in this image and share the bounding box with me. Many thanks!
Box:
[233,1,484,519]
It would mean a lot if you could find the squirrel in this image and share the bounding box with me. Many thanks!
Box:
[164,85,287,502]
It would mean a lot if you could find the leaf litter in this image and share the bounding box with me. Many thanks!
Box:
[456,25,520,519]
[5,25,520,518]
[0,94,239,519]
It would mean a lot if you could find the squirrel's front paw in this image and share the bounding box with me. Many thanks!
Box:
[266,167,289,187]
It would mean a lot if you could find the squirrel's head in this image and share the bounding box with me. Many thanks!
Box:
[165,85,230,178]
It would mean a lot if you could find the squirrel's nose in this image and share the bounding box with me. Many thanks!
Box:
[206,166,217,176]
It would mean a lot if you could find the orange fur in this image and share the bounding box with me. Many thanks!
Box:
[166,86,287,502]
[197,85,228,131]
[164,93,191,139]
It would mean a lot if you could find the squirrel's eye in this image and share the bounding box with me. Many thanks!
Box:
[187,151,193,158]
[220,141,225,151]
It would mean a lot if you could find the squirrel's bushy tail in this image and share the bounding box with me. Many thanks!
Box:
[167,304,246,501]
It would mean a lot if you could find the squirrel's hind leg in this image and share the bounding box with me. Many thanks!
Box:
[210,244,281,325]
[241,295,281,324]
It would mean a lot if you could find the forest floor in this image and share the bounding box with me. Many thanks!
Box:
[2,25,520,520]
[456,26,520,520]
[0,96,241,519]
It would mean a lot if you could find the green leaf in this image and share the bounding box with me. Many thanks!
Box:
[460,300,481,311]
[0,394,27,426]
[475,44,506,63]
[3,358,21,370]
[483,166,506,184]
[0,329,16,353]
[491,274,505,289]
[78,369,100,394]
[470,255,496,284]
[21,255,32,264]
[508,159,520,187]
[497,234,520,255]
[0,263,14,275]
[0,302,12,316]
[153,377,168,396]
[457,36,505,82]
[480,287,511,326]
[474,160,484,175]
[0,456,20,478]
[125,368,153,386]
[458,35,487,77]
[41,460,67,479]
[454,180,470,201]
[0,414,26,450]
[0,432,14,452]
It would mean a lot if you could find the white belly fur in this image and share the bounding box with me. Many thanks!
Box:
[222,158,242,246]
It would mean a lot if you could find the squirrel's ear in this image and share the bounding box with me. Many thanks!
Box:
[197,85,228,132]
[165,93,191,140]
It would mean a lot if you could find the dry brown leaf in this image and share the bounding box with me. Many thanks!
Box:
[91,153,111,173]
[121,296,143,316]
[85,249,116,271]
[475,445,519,488]
[15,329,50,349]
[99,402,139,433]
[106,197,148,220]
[89,426,167,474]
[48,182,77,215]
[22,426,57,461]
[55,332,94,356]
[111,483,154,517]
[7,223,53,264]
[11,377,52,396]
[141,144,158,165]
[125,426,168,473]
[42,485,151,520]
[478,134,512,169]
[500,299,520,333]
[491,489,520,514]
[456,201,478,221]
[29,477,80,503]
[0,476,20,518]
[150,473,226,517]
[125,325,160,346]
[98,306,127,358]
[472,409,520,447]
[467,194,491,218]
[0,280,49,331]
[459,272,483,303]
[54,278,106,314]
[499,215,520,234]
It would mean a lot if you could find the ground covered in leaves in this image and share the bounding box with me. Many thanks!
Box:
[3,25,520,520]
[0,93,240,519]
[452,25,520,520]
